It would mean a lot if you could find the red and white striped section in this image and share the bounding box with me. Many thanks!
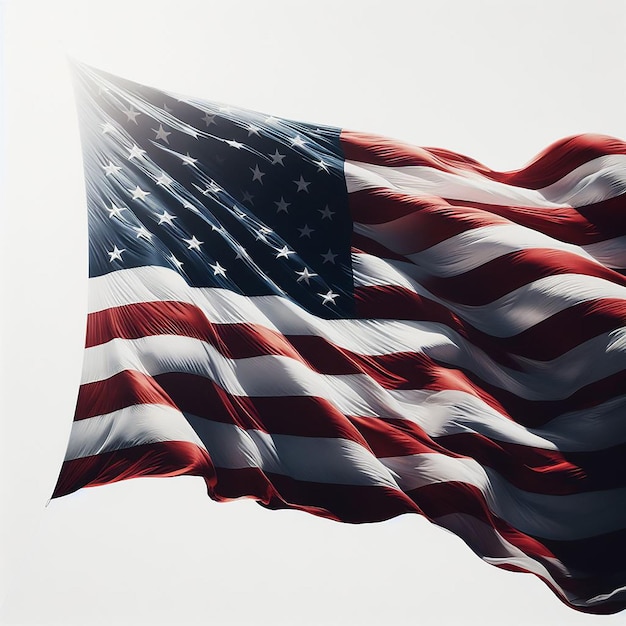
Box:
[55,134,626,613]
[341,131,626,612]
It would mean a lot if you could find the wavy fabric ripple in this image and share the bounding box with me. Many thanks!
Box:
[54,64,626,615]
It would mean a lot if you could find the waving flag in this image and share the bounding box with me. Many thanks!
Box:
[54,64,626,614]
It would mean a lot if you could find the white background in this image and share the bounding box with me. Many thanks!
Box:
[1,1,625,624]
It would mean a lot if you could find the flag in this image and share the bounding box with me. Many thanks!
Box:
[54,63,626,614]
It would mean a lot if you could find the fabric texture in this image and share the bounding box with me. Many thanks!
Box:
[54,64,626,614]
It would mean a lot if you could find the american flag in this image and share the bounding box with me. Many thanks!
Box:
[55,64,626,614]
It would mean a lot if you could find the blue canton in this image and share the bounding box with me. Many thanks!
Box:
[77,65,353,318]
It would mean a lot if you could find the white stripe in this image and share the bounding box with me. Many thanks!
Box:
[381,453,626,540]
[354,221,599,277]
[539,154,626,206]
[583,235,626,269]
[390,388,626,452]
[65,404,207,461]
[345,154,626,208]
[184,414,400,489]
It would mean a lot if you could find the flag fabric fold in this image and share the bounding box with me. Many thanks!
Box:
[55,63,626,614]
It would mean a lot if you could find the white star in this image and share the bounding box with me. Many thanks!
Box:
[265,115,279,124]
[156,172,172,186]
[250,164,265,183]
[319,290,339,305]
[101,122,116,134]
[184,235,203,251]
[102,161,121,176]
[274,197,290,213]
[134,225,153,240]
[202,112,216,127]
[247,124,260,136]
[129,185,150,201]
[123,106,140,123]
[128,144,146,160]
[293,175,310,193]
[153,124,171,144]
[268,149,286,165]
[108,245,125,262]
[291,135,306,148]
[296,267,317,284]
[298,224,314,238]
[157,210,176,225]
[210,261,227,277]
[315,158,329,172]
[319,205,335,220]
[276,246,295,259]
[321,249,338,264]
[226,139,243,149]
[107,203,126,219]
[181,152,197,166]
[169,254,183,269]
[235,247,249,260]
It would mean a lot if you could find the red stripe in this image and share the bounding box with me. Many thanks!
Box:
[341,131,626,190]
[351,189,510,250]
[85,300,302,354]
[419,248,626,306]
[75,370,178,418]
[431,431,626,494]
[52,440,214,498]
[455,194,626,246]
[350,187,626,248]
